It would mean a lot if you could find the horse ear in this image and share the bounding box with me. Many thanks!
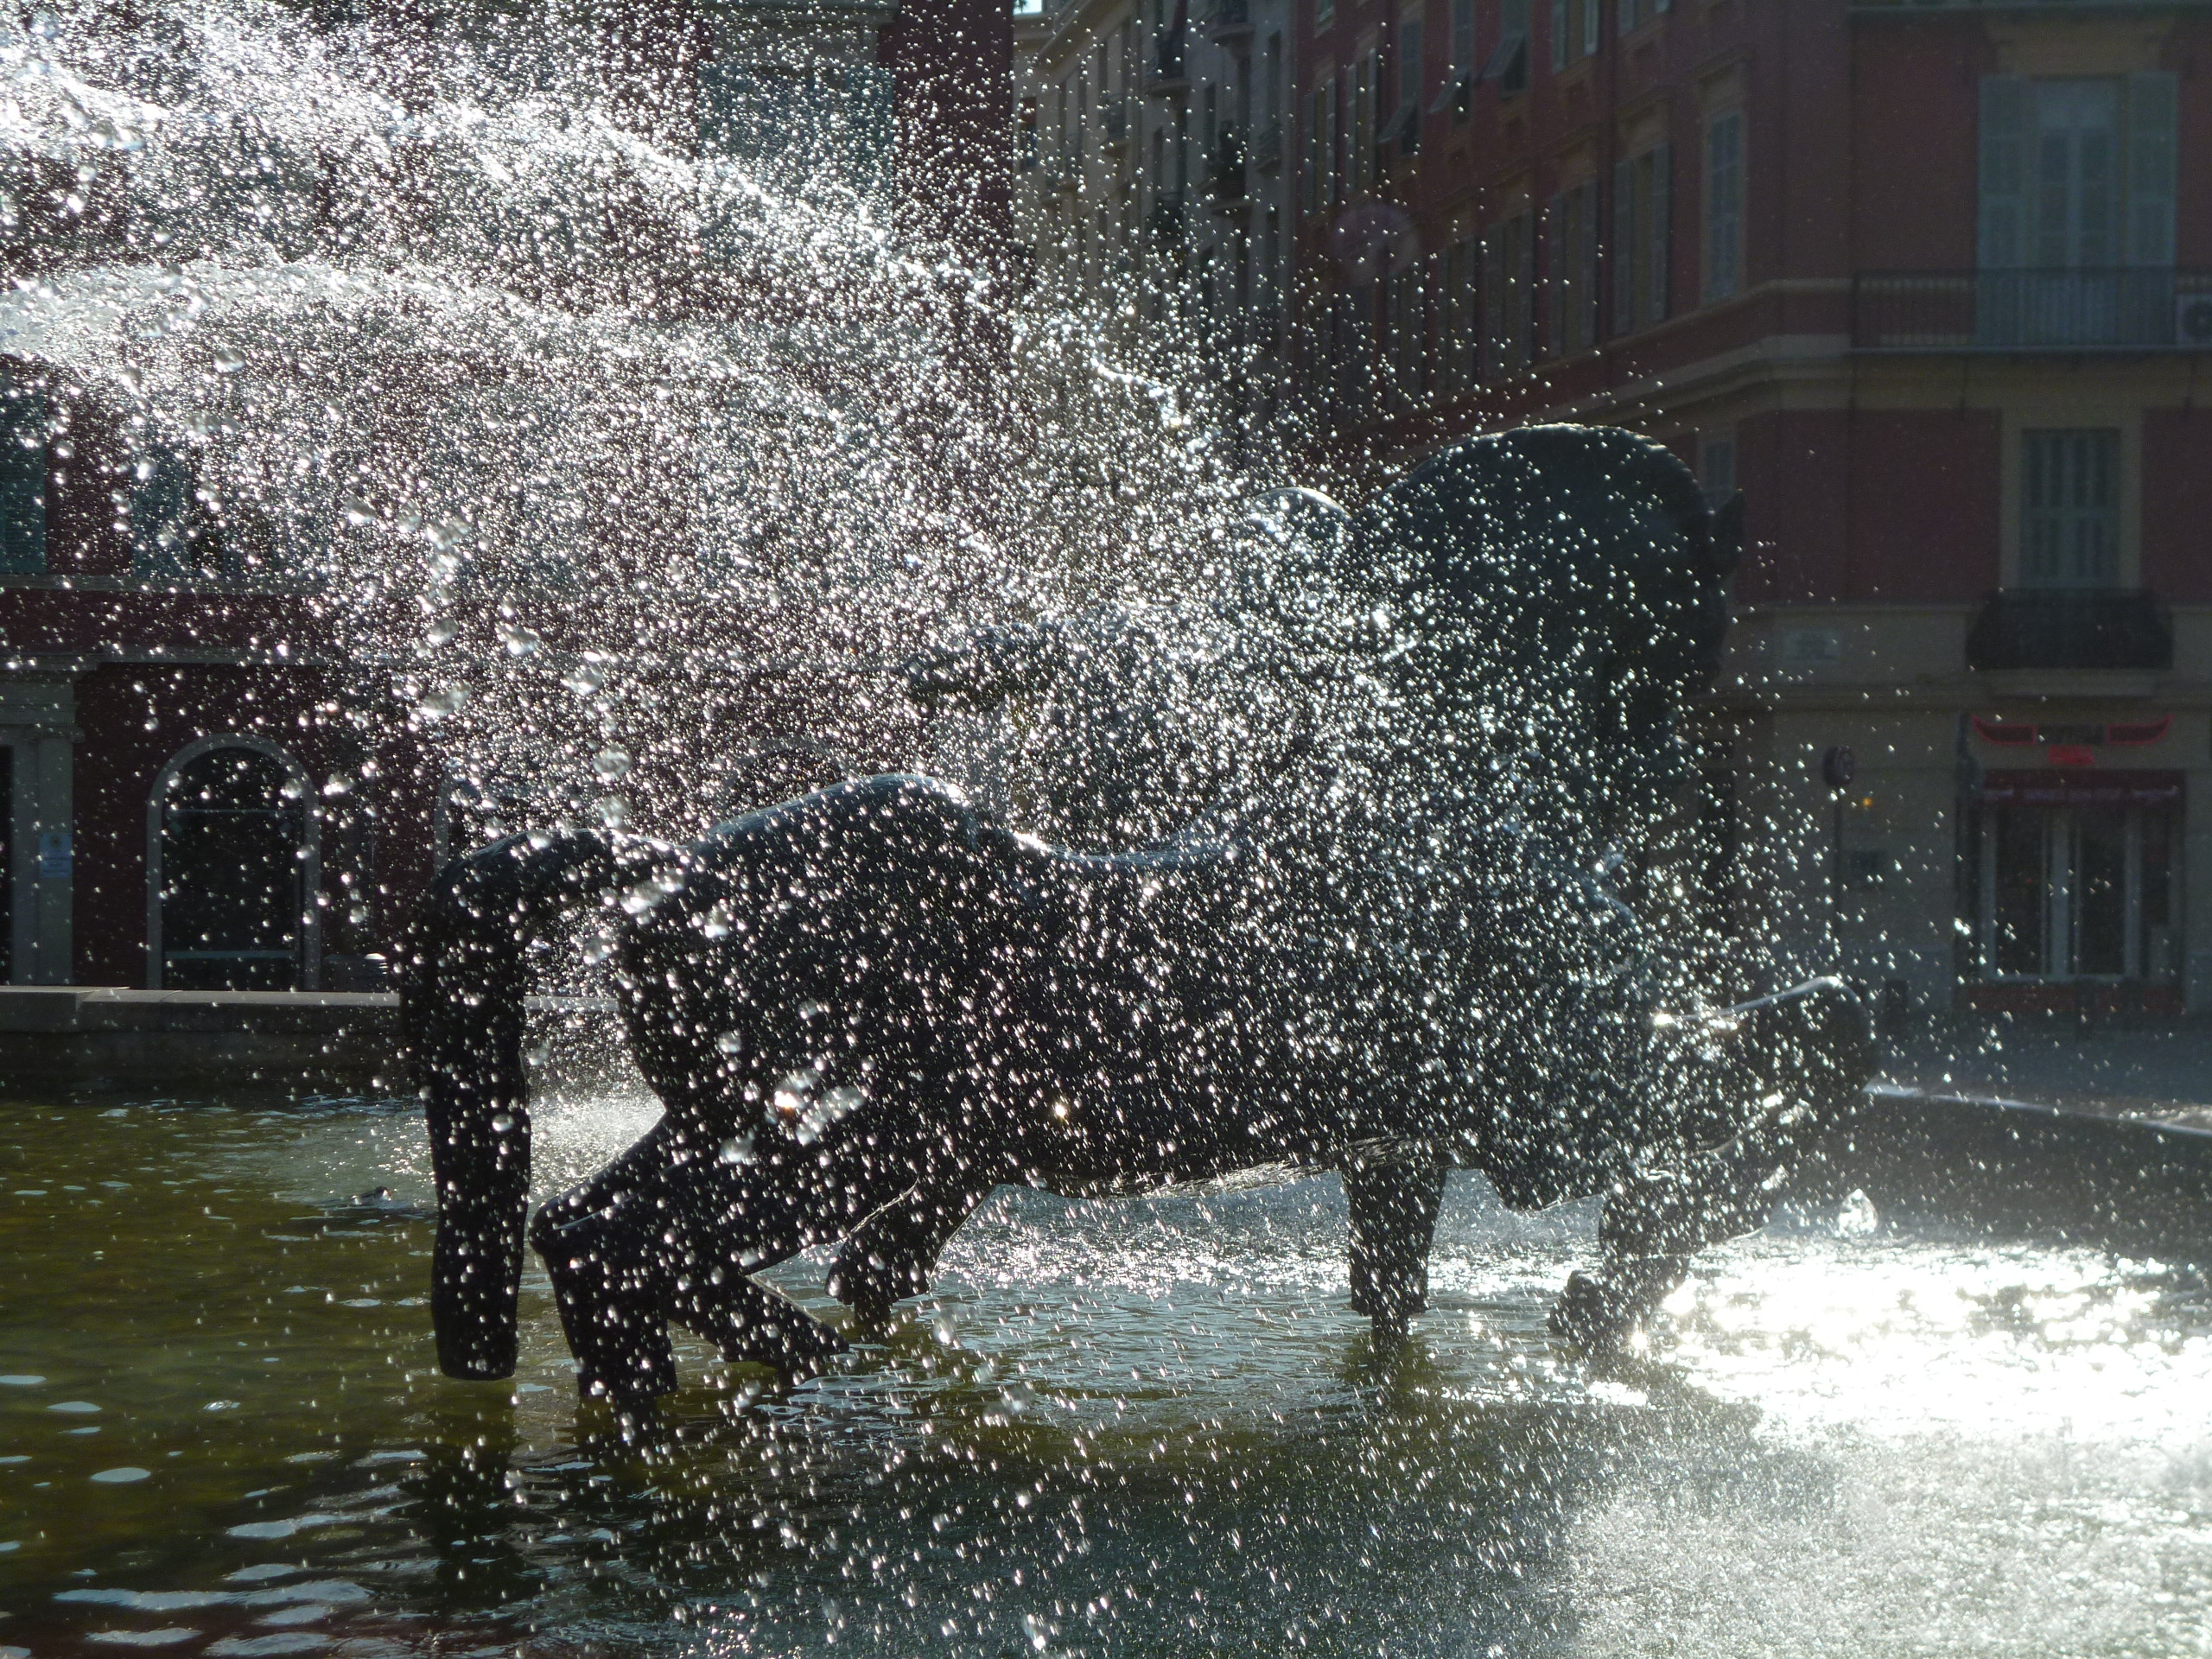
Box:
[1708,490,1745,577]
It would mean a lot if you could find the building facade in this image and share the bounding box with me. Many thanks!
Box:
[1282,0,2212,1017]
[0,0,1008,990]
[1014,0,1300,412]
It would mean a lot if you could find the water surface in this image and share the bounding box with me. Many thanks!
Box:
[3,1093,2209,1657]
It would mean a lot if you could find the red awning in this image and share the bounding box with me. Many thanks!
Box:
[1979,769,2184,808]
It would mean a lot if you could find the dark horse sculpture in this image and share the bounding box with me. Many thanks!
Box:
[404,426,1873,1408]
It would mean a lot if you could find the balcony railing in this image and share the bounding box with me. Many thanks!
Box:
[1145,44,1189,94]
[1205,0,1252,35]
[1248,120,1282,172]
[1967,589,2174,673]
[1102,102,1128,148]
[1855,269,2212,352]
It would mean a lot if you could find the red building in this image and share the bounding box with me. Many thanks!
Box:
[1288,0,2212,1016]
[1,0,1009,992]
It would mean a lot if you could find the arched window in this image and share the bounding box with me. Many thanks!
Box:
[151,742,314,990]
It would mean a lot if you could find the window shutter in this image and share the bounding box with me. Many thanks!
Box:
[1612,156,1636,334]
[1977,74,2029,270]
[1647,139,1671,322]
[1546,191,1567,356]
[0,382,45,576]
[1551,0,1568,71]
[1579,179,1600,346]
[2126,71,2177,268]
[1516,207,1537,366]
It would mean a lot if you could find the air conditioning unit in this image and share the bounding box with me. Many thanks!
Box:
[2177,292,2212,346]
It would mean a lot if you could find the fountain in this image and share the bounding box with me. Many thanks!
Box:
[2,7,2209,1657]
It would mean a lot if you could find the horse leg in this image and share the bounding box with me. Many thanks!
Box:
[530,1124,685,1407]
[1552,981,1876,1354]
[1344,1150,1446,1343]
[826,1176,991,1325]
[658,1135,932,1374]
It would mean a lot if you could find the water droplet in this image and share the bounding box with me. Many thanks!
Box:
[498,623,540,658]
[717,1133,756,1166]
[701,902,734,939]
[424,619,457,647]
[715,1031,744,1055]
[489,1113,515,1133]
[581,930,617,966]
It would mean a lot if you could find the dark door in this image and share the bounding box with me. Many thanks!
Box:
[160,747,303,991]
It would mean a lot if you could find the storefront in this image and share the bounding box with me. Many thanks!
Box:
[1963,767,2184,1014]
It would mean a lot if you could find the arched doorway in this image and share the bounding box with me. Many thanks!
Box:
[150,742,315,991]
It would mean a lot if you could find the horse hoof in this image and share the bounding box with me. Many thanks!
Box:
[1548,1257,1687,1356]
[826,1248,926,1325]
[716,1313,852,1377]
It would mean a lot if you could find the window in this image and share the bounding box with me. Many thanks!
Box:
[1618,0,1669,34]
[1547,179,1599,356]
[1482,207,1535,378]
[1702,108,1742,302]
[1612,141,1671,334]
[1351,49,1376,192]
[1450,0,1473,81]
[1548,0,1599,70]
[1390,13,1422,155]
[1444,235,1478,391]
[1700,432,1737,504]
[1317,0,1334,34]
[1493,0,1531,97]
[0,376,44,576]
[1292,86,1309,214]
[2020,429,2120,588]
[1978,73,2177,344]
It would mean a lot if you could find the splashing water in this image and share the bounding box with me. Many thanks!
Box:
[2,0,1296,843]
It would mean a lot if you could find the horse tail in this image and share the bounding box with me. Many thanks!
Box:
[402,830,614,1380]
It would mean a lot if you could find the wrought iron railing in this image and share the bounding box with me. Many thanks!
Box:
[1967,588,2173,673]
[1854,269,2212,352]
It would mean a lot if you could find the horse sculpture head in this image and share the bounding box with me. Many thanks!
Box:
[1353,424,1739,837]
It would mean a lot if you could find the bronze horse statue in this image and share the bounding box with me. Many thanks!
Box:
[404,426,1873,1408]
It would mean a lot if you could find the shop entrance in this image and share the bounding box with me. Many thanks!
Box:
[1972,771,2181,986]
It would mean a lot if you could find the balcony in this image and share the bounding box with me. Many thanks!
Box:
[1205,0,1253,35]
[1144,44,1189,95]
[1967,589,2173,674]
[1102,102,1128,149]
[1854,269,2212,352]
[1248,120,1282,173]
[1147,193,1185,240]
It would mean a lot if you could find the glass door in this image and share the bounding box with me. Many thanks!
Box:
[1977,799,2176,982]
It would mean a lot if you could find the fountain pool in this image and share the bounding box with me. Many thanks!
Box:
[3,1090,2209,1658]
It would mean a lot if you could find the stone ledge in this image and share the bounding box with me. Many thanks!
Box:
[0,987,399,1035]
